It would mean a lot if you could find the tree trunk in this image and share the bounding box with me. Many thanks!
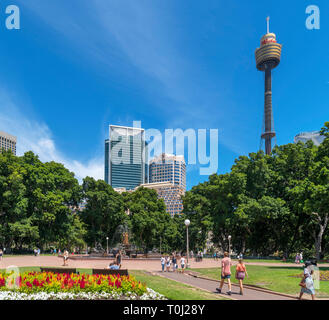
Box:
[315,236,322,261]
[312,213,329,261]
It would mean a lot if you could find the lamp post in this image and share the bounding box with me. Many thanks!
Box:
[228,235,232,257]
[106,237,109,255]
[185,219,190,267]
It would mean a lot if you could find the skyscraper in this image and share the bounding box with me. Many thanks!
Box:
[294,131,325,146]
[138,182,185,217]
[149,153,186,190]
[105,125,148,190]
[105,139,110,184]
[255,17,282,155]
[147,153,186,216]
[0,131,17,155]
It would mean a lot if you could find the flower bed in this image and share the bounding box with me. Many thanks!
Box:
[0,271,166,300]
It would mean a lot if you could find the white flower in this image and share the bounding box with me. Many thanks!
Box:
[0,288,166,300]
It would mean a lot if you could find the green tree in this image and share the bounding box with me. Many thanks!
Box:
[123,187,169,251]
[81,177,126,249]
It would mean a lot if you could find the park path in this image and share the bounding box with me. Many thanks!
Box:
[155,271,297,300]
[1,256,328,271]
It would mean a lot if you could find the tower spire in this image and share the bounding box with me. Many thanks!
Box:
[255,18,282,155]
[267,16,270,34]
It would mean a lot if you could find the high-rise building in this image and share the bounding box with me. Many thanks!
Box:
[149,153,186,190]
[146,153,186,216]
[294,131,325,146]
[255,17,282,155]
[105,139,110,184]
[105,125,148,190]
[0,131,17,155]
[138,182,185,217]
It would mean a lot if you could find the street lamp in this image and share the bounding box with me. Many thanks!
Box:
[106,237,109,255]
[228,235,232,257]
[185,219,191,267]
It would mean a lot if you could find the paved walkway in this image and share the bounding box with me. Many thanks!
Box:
[1,256,321,300]
[155,271,296,300]
[2,256,328,271]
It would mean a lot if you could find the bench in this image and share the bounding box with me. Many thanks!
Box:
[40,267,78,274]
[92,269,129,276]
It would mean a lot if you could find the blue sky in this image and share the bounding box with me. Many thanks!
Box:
[0,0,328,189]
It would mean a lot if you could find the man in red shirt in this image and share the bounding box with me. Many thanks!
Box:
[216,252,232,295]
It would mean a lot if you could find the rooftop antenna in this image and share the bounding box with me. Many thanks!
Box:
[267,16,270,34]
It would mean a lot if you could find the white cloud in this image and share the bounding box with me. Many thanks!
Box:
[20,0,221,125]
[0,91,103,182]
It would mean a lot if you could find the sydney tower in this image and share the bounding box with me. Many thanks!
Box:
[255,17,282,155]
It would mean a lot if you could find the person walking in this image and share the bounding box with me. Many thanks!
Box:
[63,250,69,266]
[172,255,177,272]
[0,249,3,261]
[160,256,165,272]
[295,253,300,264]
[116,250,122,266]
[180,256,186,273]
[166,256,171,272]
[299,261,316,300]
[216,252,233,295]
[235,258,248,295]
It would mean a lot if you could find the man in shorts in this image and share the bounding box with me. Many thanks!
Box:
[216,251,232,295]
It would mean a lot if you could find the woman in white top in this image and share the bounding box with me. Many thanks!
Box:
[63,250,69,266]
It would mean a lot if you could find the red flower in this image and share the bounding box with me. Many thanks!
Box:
[80,280,85,289]
[33,278,39,286]
[115,279,121,288]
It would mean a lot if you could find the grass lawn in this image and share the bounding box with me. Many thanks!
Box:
[218,259,327,264]
[192,266,329,298]
[130,270,229,300]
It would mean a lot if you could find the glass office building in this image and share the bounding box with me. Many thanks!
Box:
[149,153,186,190]
[105,125,148,190]
[146,154,186,216]
[0,131,17,155]
[105,139,110,184]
